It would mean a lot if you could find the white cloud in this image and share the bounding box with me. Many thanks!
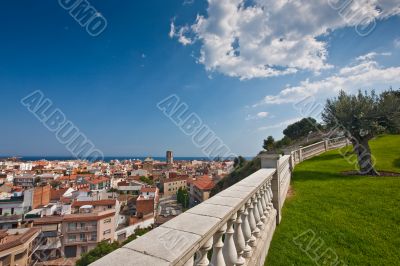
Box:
[394,37,400,48]
[171,0,400,79]
[246,111,269,120]
[258,117,301,131]
[183,0,194,5]
[257,112,268,118]
[254,55,400,105]
[355,52,391,61]
[169,20,193,46]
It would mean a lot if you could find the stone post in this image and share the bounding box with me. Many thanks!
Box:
[260,154,281,225]
[298,146,303,162]
[324,139,329,151]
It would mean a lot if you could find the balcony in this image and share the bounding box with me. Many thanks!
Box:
[67,226,97,233]
[91,137,348,266]
[66,237,97,244]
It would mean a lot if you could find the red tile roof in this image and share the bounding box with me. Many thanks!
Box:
[71,199,116,208]
[0,228,40,252]
[63,211,115,222]
[140,187,157,193]
[193,176,215,191]
[86,176,109,185]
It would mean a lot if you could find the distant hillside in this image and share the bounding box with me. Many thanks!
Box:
[211,157,261,196]
[211,131,342,196]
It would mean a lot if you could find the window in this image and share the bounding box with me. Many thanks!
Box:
[0,208,2,215]
[107,205,112,209]
[10,208,14,215]
[104,218,111,224]
[103,229,111,235]
[90,233,97,241]
[14,250,27,262]
[68,235,76,242]
[0,254,11,266]
[68,223,77,231]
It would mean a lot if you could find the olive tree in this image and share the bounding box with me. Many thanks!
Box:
[322,89,400,175]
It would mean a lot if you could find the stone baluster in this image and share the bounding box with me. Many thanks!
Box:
[267,181,274,210]
[262,184,271,216]
[269,182,274,202]
[233,207,246,266]
[223,213,237,266]
[247,198,258,247]
[210,224,227,266]
[252,194,263,234]
[241,201,253,258]
[260,185,268,216]
[196,237,213,266]
[257,190,266,229]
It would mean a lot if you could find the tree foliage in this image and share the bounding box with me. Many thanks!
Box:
[176,187,189,208]
[233,156,247,168]
[50,180,61,189]
[283,117,322,140]
[76,227,152,266]
[263,136,275,151]
[322,89,400,175]
[139,176,153,185]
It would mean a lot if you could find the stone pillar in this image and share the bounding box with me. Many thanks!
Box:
[324,139,329,151]
[298,147,303,162]
[260,154,281,225]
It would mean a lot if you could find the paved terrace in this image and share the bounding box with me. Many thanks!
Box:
[92,137,349,266]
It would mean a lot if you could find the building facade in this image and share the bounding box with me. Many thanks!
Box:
[0,228,40,266]
[61,208,115,258]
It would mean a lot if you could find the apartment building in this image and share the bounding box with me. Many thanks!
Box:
[13,174,35,189]
[0,190,33,227]
[61,208,115,258]
[0,228,40,266]
[70,199,116,214]
[162,177,187,197]
[189,176,215,207]
[87,176,110,191]
[30,216,63,263]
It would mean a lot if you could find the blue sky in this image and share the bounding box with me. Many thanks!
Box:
[1,0,400,157]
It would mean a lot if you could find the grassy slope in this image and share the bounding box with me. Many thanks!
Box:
[266,135,400,265]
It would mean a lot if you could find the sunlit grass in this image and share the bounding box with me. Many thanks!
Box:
[266,135,400,265]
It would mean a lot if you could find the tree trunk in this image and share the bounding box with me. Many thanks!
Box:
[353,138,379,176]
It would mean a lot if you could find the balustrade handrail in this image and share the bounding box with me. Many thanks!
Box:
[91,137,349,266]
[92,169,277,266]
[301,140,325,151]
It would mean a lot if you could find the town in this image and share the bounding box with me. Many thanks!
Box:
[0,151,234,265]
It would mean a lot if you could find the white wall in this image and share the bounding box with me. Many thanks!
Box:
[114,218,154,241]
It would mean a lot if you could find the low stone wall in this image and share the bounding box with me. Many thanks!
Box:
[91,137,349,266]
[92,169,277,266]
[114,217,154,241]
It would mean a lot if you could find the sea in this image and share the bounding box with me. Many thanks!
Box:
[0,156,252,162]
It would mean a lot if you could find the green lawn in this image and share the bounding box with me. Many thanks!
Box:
[266,135,400,266]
